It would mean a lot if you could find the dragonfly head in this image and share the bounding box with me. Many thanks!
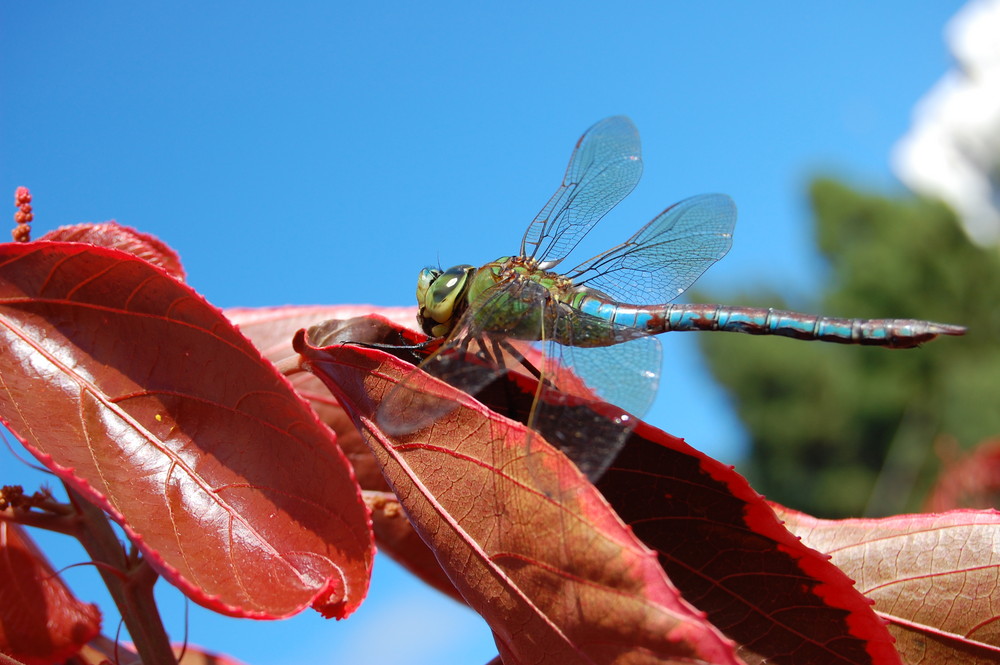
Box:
[416,264,475,337]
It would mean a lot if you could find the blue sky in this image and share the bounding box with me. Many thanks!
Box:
[0,3,965,664]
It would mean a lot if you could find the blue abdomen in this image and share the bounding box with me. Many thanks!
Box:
[574,296,965,349]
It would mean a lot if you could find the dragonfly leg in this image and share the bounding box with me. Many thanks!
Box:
[497,338,543,380]
[353,337,437,366]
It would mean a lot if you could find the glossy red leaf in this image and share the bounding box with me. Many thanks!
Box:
[297,329,743,665]
[0,242,373,619]
[774,505,1000,664]
[39,222,186,282]
[0,522,101,665]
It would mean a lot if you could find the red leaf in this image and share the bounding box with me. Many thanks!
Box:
[322,314,901,663]
[226,304,418,493]
[926,438,1000,511]
[393,310,899,664]
[596,428,901,665]
[0,522,101,664]
[0,242,373,619]
[364,490,467,603]
[39,222,187,282]
[296,329,742,665]
[774,505,1000,664]
[225,306,468,602]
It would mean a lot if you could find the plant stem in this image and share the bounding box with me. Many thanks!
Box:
[66,484,176,665]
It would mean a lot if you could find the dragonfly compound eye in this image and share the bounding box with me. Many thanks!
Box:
[416,267,442,305]
[422,264,474,330]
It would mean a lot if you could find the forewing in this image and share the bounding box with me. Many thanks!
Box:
[569,193,736,304]
[520,116,643,267]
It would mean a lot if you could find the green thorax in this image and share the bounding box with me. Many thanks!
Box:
[465,256,583,341]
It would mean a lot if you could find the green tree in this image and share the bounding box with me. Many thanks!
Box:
[695,178,1000,517]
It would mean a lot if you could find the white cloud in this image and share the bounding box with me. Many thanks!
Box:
[892,0,1000,245]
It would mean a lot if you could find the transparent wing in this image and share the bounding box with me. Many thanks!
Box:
[532,309,662,480]
[566,193,737,305]
[520,116,643,268]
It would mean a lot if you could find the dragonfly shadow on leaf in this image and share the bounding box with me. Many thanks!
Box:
[310,315,638,481]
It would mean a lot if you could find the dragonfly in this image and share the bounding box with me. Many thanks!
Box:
[379,116,966,480]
